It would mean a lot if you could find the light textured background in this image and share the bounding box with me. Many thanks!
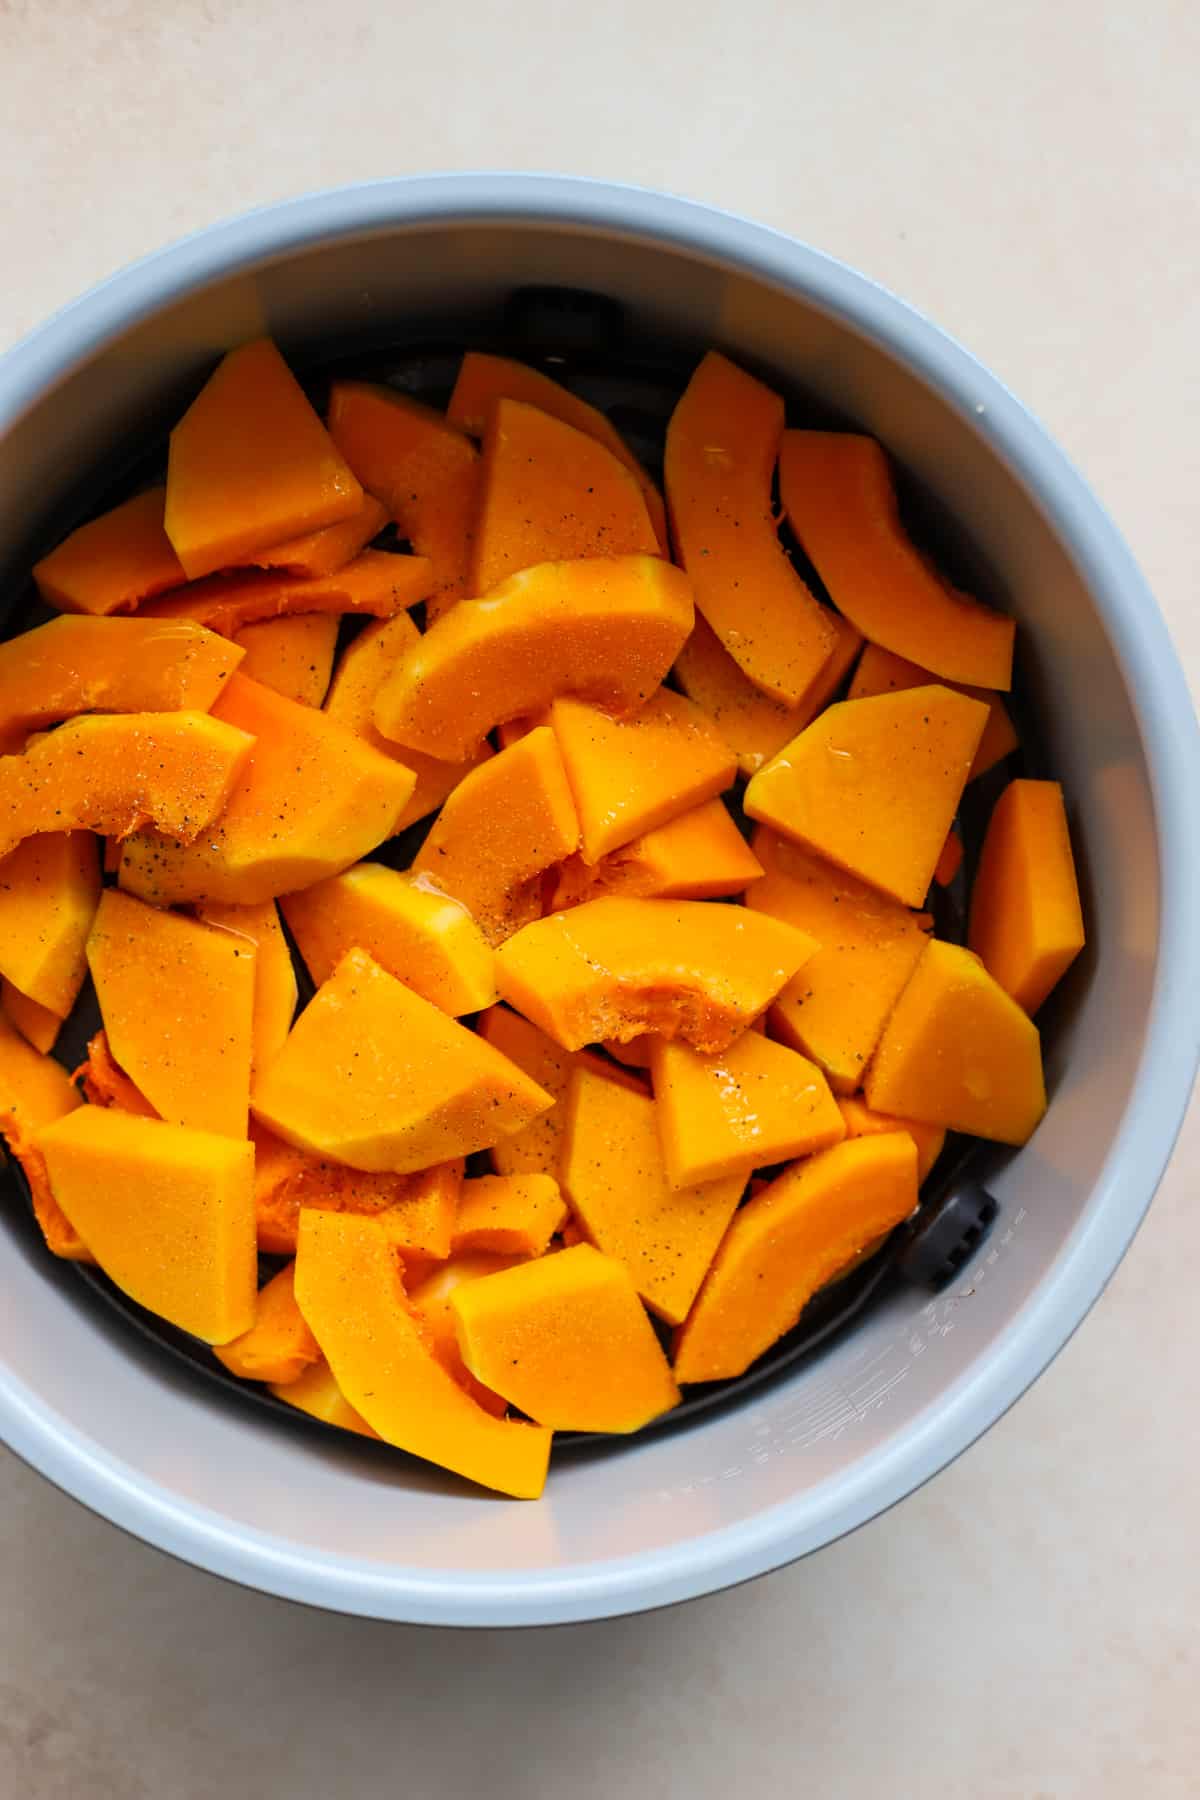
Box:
[1,3,1197,1795]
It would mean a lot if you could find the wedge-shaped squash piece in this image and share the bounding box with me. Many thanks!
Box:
[326,382,480,616]
[412,728,579,946]
[779,431,1015,689]
[848,642,1018,781]
[649,1030,845,1189]
[2,983,60,1053]
[0,615,243,743]
[495,897,818,1055]
[836,1095,944,1185]
[447,352,668,551]
[674,608,863,776]
[119,674,415,905]
[0,711,254,860]
[281,862,495,1016]
[37,1107,256,1342]
[744,685,988,907]
[407,1252,524,1417]
[74,1031,158,1117]
[323,612,492,832]
[32,487,185,615]
[270,1359,379,1437]
[968,779,1085,1016]
[451,1173,566,1257]
[549,691,737,864]
[87,888,255,1137]
[373,555,695,762]
[665,352,836,704]
[295,1208,551,1497]
[0,831,101,1017]
[252,947,552,1174]
[747,833,930,1092]
[469,399,659,596]
[476,1005,643,1178]
[247,493,389,579]
[165,338,363,579]
[866,938,1047,1144]
[549,798,763,909]
[232,615,340,707]
[673,1134,918,1382]
[143,549,430,638]
[561,1068,743,1325]
[196,900,296,1075]
[252,1122,461,1257]
[0,1015,88,1261]
[214,1263,321,1384]
[452,1242,679,1433]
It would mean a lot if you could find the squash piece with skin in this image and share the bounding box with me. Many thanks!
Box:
[270,1359,379,1438]
[164,338,363,579]
[476,1004,644,1179]
[865,938,1047,1145]
[495,896,819,1055]
[141,549,431,638]
[968,779,1085,1016]
[451,1174,567,1258]
[294,1208,552,1498]
[451,1242,680,1434]
[1,983,61,1054]
[0,711,254,860]
[836,1095,945,1185]
[673,1134,919,1383]
[32,487,186,615]
[744,685,988,907]
[281,862,495,1016]
[561,1068,743,1326]
[0,831,101,1017]
[247,492,389,578]
[73,1031,158,1117]
[549,798,763,909]
[778,431,1015,689]
[372,555,695,762]
[195,901,296,1076]
[87,888,256,1139]
[548,692,737,864]
[232,615,340,708]
[251,1122,461,1257]
[407,1252,524,1417]
[412,728,579,946]
[0,1014,88,1261]
[214,1263,321,1384]
[37,1107,257,1342]
[665,351,836,704]
[848,642,1018,781]
[118,674,416,906]
[252,948,552,1174]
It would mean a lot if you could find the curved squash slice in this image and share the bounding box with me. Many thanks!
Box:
[247,493,389,579]
[32,487,185,616]
[214,1263,321,1385]
[142,549,430,638]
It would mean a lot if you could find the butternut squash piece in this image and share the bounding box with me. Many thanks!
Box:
[495,897,818,1054]
[865,938,1047,1144]
[665,351,836,704]
[968,779,1085,1016]
[270,1358,379,1437]
[469,398,659,596]
[934,827,963,887]
[0,831,101,1017]
[252,947,552,1174]
[835,1095,945,1184]
[848,642,1018,780]
[649,1030,845,1189]
[411,727,579,946]
[673,1133,919,1383]
[36,1106,257,1342]
[548,798,763,908]
[451,1242,679,1434]
[561,1067,743,1325]
[0,1014,88,1261]
[744,685,988,907]
[476,1004,643,1179]
[0,711,254,860]
[778,431,1015,689]
[549,691,736,864]
[1,983,61,1054]
[322,612,492,832]
[326,382,480,617]
[73,1030,158,1117]
[407,1252,524,1417]
[232,614,340,707]
[195,900,296,1076]
[118,673,415,906]
[165,338,363,579]
[447,352,668,551]
[248,493,389,579]
[451,1173,567,1257]
[142,549,430,638]
[674,609,863,776]
[746,833,929,1092]
[251,1123,461,1258]
[87,889,255,1138]
[281,862,495,1016]
[214,1263,321,1384]
[294,1208,551,1498]
[0,615,243,742]
[32,487,185,615]
[372,555,694,762]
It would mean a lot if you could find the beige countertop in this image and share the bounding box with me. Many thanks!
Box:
[1,3,1197,1794]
